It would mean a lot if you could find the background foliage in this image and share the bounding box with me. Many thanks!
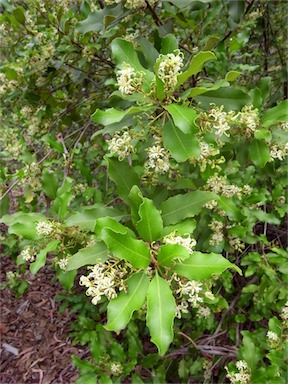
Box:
[1,0,287,383]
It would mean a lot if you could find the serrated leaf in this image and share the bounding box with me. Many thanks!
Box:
[160,191,217,225]
[177,51,216,87]
[174,252,242,280]
[194,87,252,110]
[66,242,108,271]
[66,204,123,231]
[157,244,190,267]
[107,158,140,204]
[30,240,60,275]
[163,121,200,162]
[146,274,175,356]
[101,229,150,268]
[105,272,149,332]
[164,104,199,134]
[249,139,270,168]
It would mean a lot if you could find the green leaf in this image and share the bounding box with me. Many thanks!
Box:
[174,252,242,280]
[30,240,60,275]
[249,139,270,168]
[66,204,123,231]
[129,186,163,242]
[177,51,216,87]
[105,272,149,332]
[107,158,140,204]
[194,87,252,110]
[161,34,178,54]
[160,191,217,225]
[157,244,190,267]
[187,79,229,97]
[239,331,261,370]
[42,169,58,200]
[227,0,245,24]
[95,216,136,238]
[56,268,77,291]
[13,7,25,25]
[111,38,154,88]
[1,212,46,240]
[164,104,199,134]
[66,242,108,271]
[162,218,196,237]
[261,100,288,127]
[163,121,200,162]
[91,106,145,126]
[217,196,245,221]
[146,274,176,356]
[101,229,151,268]
[225,70,242,82]
[137,37,159,69]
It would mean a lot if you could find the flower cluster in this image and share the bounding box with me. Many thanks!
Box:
[197,306,211,319]
[20,246,35,262]
[226,360,251,384]
[208,106,235,137]
[228,236,245,252]
[194,141,224,171]
[107,130,134,160]
[205,173,251,199]
[116,63,143,95]
[36,221,53,236]
[238,105,260,138]
[145,144,170,175]
[110,361,123,376]
[58,257,69,270]
[269,143,288,161]
[280,301,288,323]
[209,219,224,246]
[79,259,130,305]
[157,50,184,92]
[174,275,203,318]
[163,232,196,254]
[125,0,157,8]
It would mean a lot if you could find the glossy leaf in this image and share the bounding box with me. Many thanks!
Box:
[161,34,178,54]
[249,139,270,168]
[95,216,136,238]
[91,106,145,126]
[225,70,242,82]
[146,274,176,356]
[160,191,217,225]
[157,244,190,267]
[1,212,46,240]
[129,186,163,242]
[42,169,58,200]
[162,218,196,237]
[187,79,229,97]
[101,229,151,268]
[66,204,123,231]
[261,100,288,127]
[66,242,108,271]
[107,158,140,204]
[174,252,242,280]
[177,51,216,87]
[194,87,252,110]
[105,272,149,332]
[164,104,198,134]
[30,240,60,275]
[218,197,245,221]
[163,121,200,162]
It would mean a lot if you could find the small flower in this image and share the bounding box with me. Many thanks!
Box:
[108,130,134,160]
[197,306,211,319]
[145,145,170,175]
[59,257,69,270]
[175,300,189,318]
[116,63,143,95]
[20,247,35,262]
[163,232,196,254]
[157,50,184,92]
[36,221,53,236]
[110,361,123,376]
[236,361,248,371]
[266,331,279,342]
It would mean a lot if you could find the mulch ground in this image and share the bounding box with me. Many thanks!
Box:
[0,255,88,384]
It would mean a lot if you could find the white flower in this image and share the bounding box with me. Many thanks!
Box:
[108,130,134,160]
[175,300,189,318]
[116,63,143,95]
[236,361,248,371]
[209,106,231,137]
[266,331,279,342]
[163,232,196,254]
[110,361,123,376]
[157,51,184,92]
[36,221,53,236]
[145,145,170,174]
[59,257,69,270]
[21,247,35,262]
[197,306,211,319]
